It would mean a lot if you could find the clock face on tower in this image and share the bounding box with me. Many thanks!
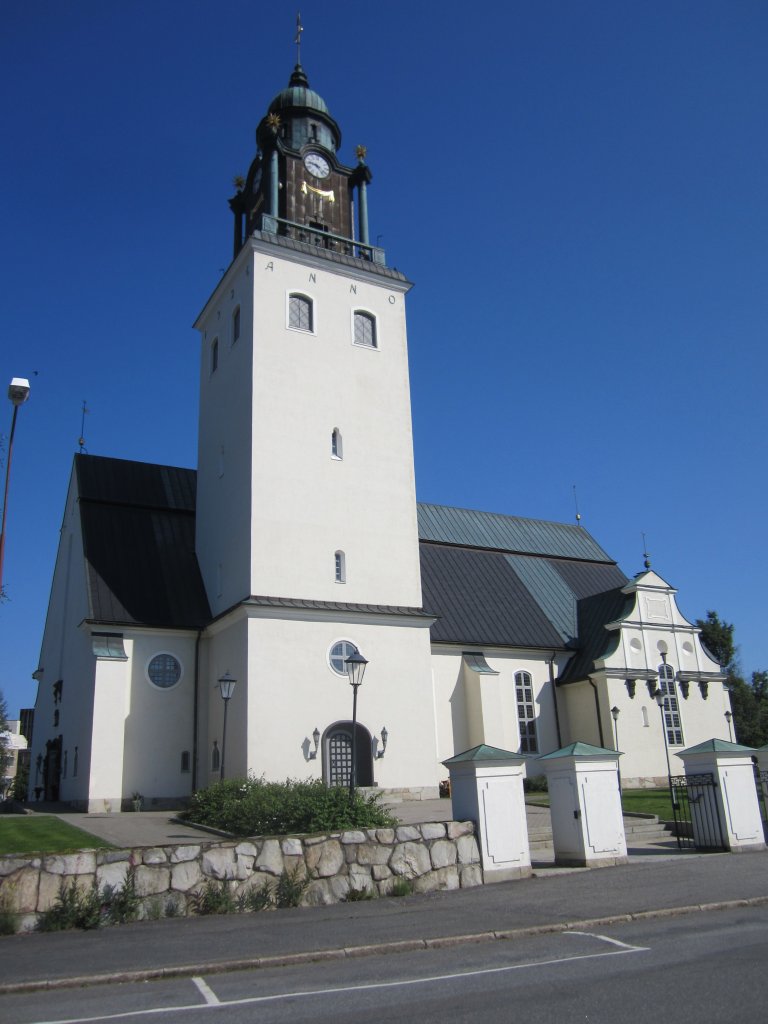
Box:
[303,152,330,179]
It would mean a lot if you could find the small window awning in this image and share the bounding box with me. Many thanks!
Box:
[91,632,127,660]
[462,652,499,675]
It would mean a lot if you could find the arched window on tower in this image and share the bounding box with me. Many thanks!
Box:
[211,338,219,374]
[232,306,241,344]
[353,310,377,348]
[331,428,343,460]
[288,293,313,332]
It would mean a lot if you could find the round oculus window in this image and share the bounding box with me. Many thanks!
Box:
[147,653,182,689]
[329,640,358,676]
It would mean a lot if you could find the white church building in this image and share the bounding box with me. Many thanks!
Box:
[29,63,729,811]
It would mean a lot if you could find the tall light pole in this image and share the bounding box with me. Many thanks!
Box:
[344,650,368,802]
[0,378,31,593]
[217,672,236,780]
[610,705,621,792]
[654,686,677,808]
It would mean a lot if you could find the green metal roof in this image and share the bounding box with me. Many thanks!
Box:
[681,738,756,755]
[417,503,615,562]
[443,743,523,764]
[537,741,619,759]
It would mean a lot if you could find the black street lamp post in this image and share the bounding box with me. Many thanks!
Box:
[344,651,368,802]
[217,672,236,780]
[610,705,621,791]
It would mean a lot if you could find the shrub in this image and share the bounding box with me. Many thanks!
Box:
[390,877,414,897]
[36,880,103,932]
[190,880,237,916]
[523,774,548,793]
[0,897,17,935]
[181,776,397,836]
[274,865,309,908]
[343,883,376,901]
[237,879,273,913]
[103,868,140,925]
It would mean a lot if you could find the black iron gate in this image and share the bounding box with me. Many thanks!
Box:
[669,773,726,851]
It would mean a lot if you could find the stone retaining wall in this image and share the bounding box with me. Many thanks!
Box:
[0,821,481,932]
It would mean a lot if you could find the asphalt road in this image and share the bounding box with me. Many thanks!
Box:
[4,904,767,1023]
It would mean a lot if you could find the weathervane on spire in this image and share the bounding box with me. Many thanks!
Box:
[295,11,303,64]
[642,532,651,570]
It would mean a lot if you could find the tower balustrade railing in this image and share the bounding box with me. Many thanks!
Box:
[259,215,385,265]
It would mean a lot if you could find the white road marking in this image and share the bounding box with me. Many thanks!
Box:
[565,931,650,952]
[191,977,220,1005]
[28,941,649,1024]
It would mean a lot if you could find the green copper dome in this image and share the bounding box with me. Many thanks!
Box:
[268,65,330,116]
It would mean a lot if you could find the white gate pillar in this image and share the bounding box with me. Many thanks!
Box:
[443,744,531,882]
[679,739,765,852]
[538,742,627,868]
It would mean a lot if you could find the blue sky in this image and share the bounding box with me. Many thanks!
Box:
[1,1,766,718]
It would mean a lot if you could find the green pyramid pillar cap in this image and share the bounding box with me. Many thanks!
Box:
[681,738,755,756]
[537,741,622,760]
[442,743,526,767]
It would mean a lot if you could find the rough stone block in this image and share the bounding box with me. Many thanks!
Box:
[341,830,367,844]
[171,860,203,892]
[44,852,96,875]
[376,877,394,897]
[303,834,329,846]
[459,864,483,888]
[329,874,352,901]
[235,842,258,858]
[0,856,41,877]
[420,823,447,841]
[447,821,474,839]
[305,879,334,906]
[395,826,421,842]
[430,840,458,869]
[456,835,480,864]
[142,847,168,865]
[99,850,133,865]
[97,861,130,891]
[375,829,396,844]
[413,866,459,894]
[371,864,391,881]
[255,840,285,876]
[134,866,170,897]
[281,838,303,857]
[171,845,201,863]
[390,841,431,878]
[37,871,64,911]
[3,868,39,914]
[202,847,238,880]
[348,863,372,881]
[305,839,344,878]
[356,843,391,866]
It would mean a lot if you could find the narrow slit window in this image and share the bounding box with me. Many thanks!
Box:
[335,550,346,583]
[181,750,191,773]
[353,310,377,348]
[211,338,219,374]
[211,741,220,773]
[289,293,313,332]
[658,663,684,745]
[232,306,240,344]
[331,428,343,459]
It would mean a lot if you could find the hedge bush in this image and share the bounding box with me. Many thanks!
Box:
[182,776,397,836]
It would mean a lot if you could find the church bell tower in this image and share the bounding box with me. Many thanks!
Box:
[192,43,437,793]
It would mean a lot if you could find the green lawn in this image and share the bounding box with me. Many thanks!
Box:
[621,789,675,820]
[0,817,114,856]
[526,788,675,820]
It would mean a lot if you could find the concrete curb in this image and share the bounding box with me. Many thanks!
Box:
[2,895,767,996]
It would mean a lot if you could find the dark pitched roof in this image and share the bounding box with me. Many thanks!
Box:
[75,454,210,630]
[557,586,634,684]
[417,502,627,654]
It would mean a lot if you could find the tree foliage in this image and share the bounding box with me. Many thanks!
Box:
[696,612,768,747]
[0,691,11,791]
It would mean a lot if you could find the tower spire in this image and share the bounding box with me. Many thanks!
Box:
[295,11,303,65]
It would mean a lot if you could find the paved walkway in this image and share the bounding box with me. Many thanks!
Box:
[22,798,678,868]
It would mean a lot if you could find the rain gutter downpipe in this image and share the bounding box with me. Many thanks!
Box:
[548,654,563,749]
[589,677,605,747]
[192,628,202,793]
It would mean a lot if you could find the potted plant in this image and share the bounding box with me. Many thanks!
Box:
[132,791,143,812]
